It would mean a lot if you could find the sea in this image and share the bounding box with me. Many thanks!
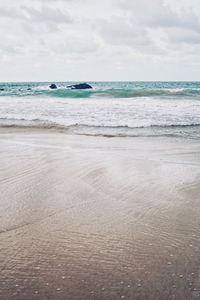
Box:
[0,81,200,138]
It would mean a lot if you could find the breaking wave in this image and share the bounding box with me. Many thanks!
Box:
[1,118,200,138]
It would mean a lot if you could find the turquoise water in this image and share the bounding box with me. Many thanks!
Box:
[1,81,200,98]
[0,81,200,138]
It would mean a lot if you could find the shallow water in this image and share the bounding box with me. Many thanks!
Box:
[1,133,200,299]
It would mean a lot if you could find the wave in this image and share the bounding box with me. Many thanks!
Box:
[1,116,200,128]
[1,82,200,139]
[1,86,200,99]
[1,118,200,139]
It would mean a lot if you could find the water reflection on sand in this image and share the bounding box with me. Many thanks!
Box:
[1,131,200,300]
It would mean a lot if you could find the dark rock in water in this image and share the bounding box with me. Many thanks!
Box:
[0,88,4,91]
[49,84,57,89]
[67,83,92,90]
[27,88,31,91]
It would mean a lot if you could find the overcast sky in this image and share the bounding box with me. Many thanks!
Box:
[0,0,200,81]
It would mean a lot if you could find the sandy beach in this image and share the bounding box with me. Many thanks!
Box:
[1,128,200,300]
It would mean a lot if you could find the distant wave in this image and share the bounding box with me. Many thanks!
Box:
[1,86,200,98]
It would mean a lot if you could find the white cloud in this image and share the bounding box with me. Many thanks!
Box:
[22,5,72,24]
[0,0,200,81]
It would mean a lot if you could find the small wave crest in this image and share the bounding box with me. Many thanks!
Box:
[0,117,200,138]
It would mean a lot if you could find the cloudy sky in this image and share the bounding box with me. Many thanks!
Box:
[0,0,200,81]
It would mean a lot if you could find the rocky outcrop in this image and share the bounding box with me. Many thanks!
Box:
[49,84,57,89]
[67,83,92,90]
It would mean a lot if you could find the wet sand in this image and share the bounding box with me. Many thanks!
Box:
[1,128,200,300]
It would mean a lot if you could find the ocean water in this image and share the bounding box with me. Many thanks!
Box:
[0,81,200,138]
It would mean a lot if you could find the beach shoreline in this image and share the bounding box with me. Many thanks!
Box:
[1,129,200,300]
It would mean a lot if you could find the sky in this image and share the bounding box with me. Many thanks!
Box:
[0,0,200,81]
